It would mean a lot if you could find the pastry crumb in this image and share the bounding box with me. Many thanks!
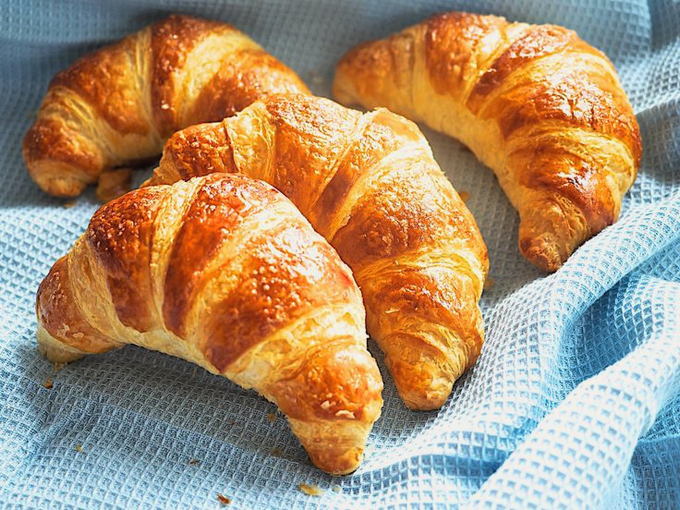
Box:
[459,191,470,202]
[266,412,277,423]
[74,444,83,453]
[63,200,77,209]
[216,493,231,505]
[188,458,200,465]
[331,485,342,493]
[298,484,324,496]
[484,278,495,290]
[96,168,132,203]
[271,447,284,457]
[42,378,53,389]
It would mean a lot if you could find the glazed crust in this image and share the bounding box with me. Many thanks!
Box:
[36,174,382,475]
[333,11,642,271]
[23,14,309,197]
[147,94,489,410]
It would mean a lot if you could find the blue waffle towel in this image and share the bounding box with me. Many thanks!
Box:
[1,1,679,508]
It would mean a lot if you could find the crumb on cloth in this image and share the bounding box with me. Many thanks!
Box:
[266,412,277,423]
[459,191,470,202]
[74,444,83,453]
[42,378,53,389]
[216,493,231,505]
[96,168,132,203]
[188,458,200,465]
[298,484,324,496]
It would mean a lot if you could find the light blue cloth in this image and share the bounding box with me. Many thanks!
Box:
[1,0,679,508]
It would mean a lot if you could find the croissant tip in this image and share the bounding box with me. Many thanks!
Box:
[403,397,448,411]
[31,171,89,198]
[519,236,564,272]
[306,446,364,476]
[36,325,87,363]
[392,371,454,411]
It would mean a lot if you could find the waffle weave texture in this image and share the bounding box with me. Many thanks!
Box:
[1,0,679,508]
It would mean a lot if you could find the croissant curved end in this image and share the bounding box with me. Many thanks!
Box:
[37,326,88,363]
[518,233,565,273]
[518,200,588,271]
[402,383,454,412]
[386,354,456,411]
[27,160,92,198]
[291,419,373,476]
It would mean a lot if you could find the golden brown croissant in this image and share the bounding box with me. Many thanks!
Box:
[36,173,383,475]
[23,14,309,198]
[146,94,488,410]
[333,11,642,272]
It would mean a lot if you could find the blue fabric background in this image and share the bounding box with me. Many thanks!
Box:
[1,1,679,508]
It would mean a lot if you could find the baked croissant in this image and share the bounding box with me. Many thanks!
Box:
[146,94,489,410]
[36,173,383,475]
[23,14,309,198]
[334,11,642,271]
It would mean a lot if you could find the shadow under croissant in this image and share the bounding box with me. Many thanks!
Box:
[25,332,445,468]
[22,341,312,466]
[13,371,322,493]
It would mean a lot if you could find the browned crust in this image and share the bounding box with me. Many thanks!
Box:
[36,257,114,353]
[425,11,642,165]
[87,186,166,331]
[336,11,642,271]
[310,118,402,235]
[489,70,642,163]
[331,166,477,268]
[36,173,381,475]
[371,267,481,337]
[161,121,236,180]
[149,95,488,409]
[362,265,483,410]
[25,14,309,197]
[162,174,275,337]
[203,220,357,372]
[333,39,397,104]
[468,25,585,100]
[512,142,616,232]
[96,168,133,203]
[269,341,382,422]
[425,12,508,96]
[150,14,227,135]
[263,95,361,213]
[49,35,149,135]
[186,48,310,126]
[23,116,103,178]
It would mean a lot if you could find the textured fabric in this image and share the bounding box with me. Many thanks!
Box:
[1,0,679,508]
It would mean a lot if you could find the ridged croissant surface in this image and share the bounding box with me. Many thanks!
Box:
[36,174,382,475]
[147,94,489,410]
[334,11,642,272]
[23,14,309,197]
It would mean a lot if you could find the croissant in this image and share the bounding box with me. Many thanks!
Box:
[23,14,309,198]
[36,173,383,475]
[334,11,642,272]
[146,94,489,410]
